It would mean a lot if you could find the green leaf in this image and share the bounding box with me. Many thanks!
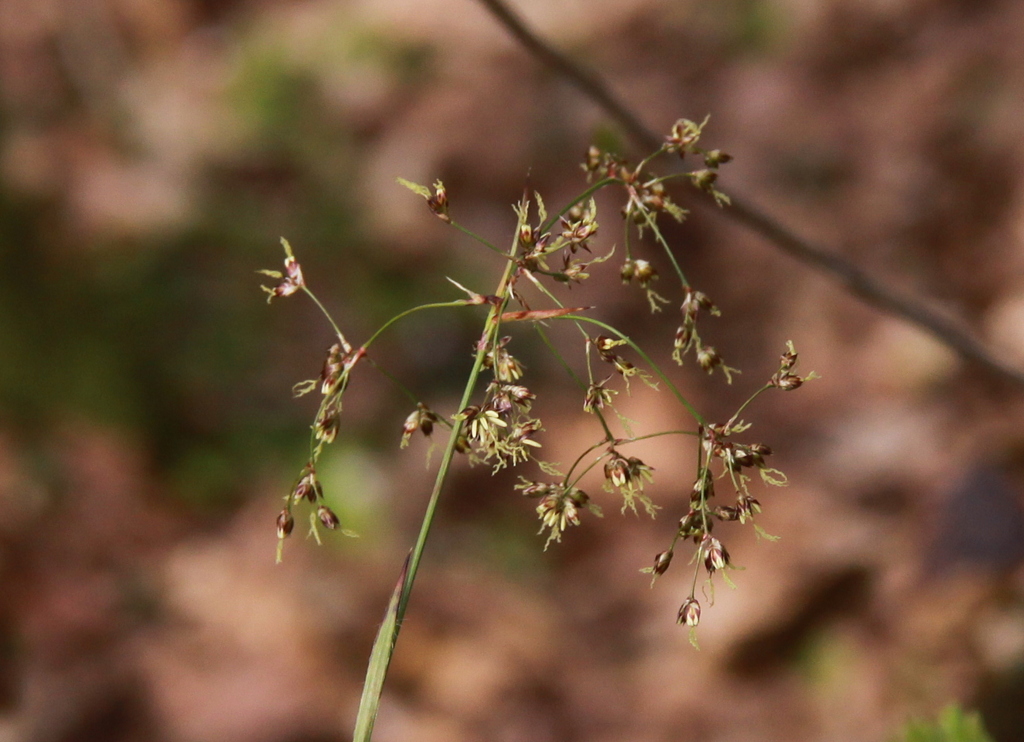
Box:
[352,552,411,742]
[894,706,994,742]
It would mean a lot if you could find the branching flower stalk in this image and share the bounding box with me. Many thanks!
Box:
[258,118,816,739]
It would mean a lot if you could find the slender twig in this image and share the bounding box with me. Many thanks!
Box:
[476,0,1024,388]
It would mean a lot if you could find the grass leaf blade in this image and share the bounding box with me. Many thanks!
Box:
[352,551,411,742]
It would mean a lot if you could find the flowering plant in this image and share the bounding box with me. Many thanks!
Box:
[260,118,815,740]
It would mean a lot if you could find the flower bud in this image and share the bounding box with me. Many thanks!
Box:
[702,535,729,573]
[293,471,316,503]
[427,180,449,222]
[317,505,340,530]
[321,343,343,395]
[519,482,554,498]
[677,597,701,626]
[567,488,590,507]
[714,505,740,521]
[632,259,657,286]
[696,345,721,373]
[678,509,702,536]
[691,169,718,192]
[620,260,636,283]
[604,453,630,487]
[653,549,674,575]
[315,404,340,444]
[519,223,536,247]
[703,150,732,167]
[276,509,294,539]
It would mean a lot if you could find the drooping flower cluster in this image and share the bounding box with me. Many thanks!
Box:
[261,118,816,643]
[516,479,603,548]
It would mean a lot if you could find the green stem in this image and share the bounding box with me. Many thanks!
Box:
[561,315,705,426]
[302,286,349,347]
[640,211,689,288]
[396,269,519,622]
[534,325,615,442]
[363,301,469,351]
[450,219,504,256]
[540,177,618,233]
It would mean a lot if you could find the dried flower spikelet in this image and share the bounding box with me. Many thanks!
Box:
[317,505,341,530]
[276,510,295,539]
[677,597,701,627]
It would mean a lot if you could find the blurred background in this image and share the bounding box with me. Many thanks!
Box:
[2,0,1024,740]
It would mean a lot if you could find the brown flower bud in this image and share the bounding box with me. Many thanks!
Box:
[632,259,657,286]
[691,169,718,192]
[604,452,630,487]
[292,472,316,503]
[773,373,804,391]
[519,482,555,498]
[696,346,722,373]
[653,549,674,575]
[276,509,294,539]
[678,509,703,536]
[703,150,732,167]
[620,260,636,283]
[702,535,729,573]
[677,597,701,626]
[317,505,340,530]
[714,505,740,521]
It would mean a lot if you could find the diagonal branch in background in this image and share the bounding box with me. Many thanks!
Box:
[477,0,1024,388]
